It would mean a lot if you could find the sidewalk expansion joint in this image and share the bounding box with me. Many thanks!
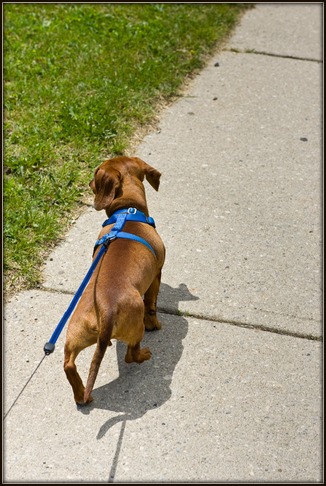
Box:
[226,47,322,63]
[41,286,76,296]
[158,307,322,342]
[39,287,321,342]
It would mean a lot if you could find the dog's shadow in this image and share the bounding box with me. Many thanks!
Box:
[79,283,198,440]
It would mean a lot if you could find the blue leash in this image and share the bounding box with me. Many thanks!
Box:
[43,244,107,355]
[43,208,156,355]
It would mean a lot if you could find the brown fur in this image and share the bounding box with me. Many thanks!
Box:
[63,156,165,405]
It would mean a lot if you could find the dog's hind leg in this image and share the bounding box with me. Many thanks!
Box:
[64,343,89,405]
[123,293,152,363]
[110,290,152,364]
[83,327,112,404]
[143,270,162,331]
[64,312,98,405]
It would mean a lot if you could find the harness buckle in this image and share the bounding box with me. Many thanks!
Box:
[106,231,118,243]
[105,235,116,245]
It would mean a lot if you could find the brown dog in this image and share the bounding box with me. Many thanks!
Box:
[63,156,165,405]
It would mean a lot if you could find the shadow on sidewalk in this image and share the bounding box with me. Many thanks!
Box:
[78,283,198,441]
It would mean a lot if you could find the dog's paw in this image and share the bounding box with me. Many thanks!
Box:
[139,347,152,362]
[125,346,152,363]
[144,315,161,331]
[76,395,93,407]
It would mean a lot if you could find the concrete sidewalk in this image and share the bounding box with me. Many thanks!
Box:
[4,4,322,483]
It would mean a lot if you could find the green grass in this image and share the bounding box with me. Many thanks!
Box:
[4,3,250,295]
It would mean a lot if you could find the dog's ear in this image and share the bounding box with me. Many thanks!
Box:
[89,166,122,211]
[134,157,161,191]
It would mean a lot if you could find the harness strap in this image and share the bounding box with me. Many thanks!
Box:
[102,207,156,228]
[114,232,156,256]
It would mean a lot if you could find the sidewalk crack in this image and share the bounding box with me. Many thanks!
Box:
[158,307,322,342]
[226,48,322,63]
[38,288,321,342]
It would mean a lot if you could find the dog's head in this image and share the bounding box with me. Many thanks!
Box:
[89,156,161,212]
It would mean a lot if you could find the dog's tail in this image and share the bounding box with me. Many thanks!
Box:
[84,325,113,404]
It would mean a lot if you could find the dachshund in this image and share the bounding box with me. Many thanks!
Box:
[63,156,165,405]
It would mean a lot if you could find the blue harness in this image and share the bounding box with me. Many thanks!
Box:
[44,207,156,355]
[93,207,156,256]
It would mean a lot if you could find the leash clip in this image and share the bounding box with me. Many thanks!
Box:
[44,342,55,355]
